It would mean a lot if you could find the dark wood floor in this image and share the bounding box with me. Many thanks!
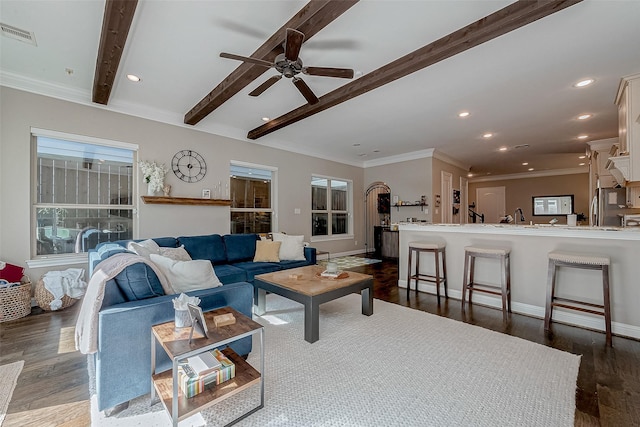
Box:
[1,257,639,426]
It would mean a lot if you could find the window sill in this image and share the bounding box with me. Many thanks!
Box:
[26,254,88,269]
[310,234,354,243]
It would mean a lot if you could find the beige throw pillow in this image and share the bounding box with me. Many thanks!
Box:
[158,245,192,261]
[253,240,281,262]
[149,254,222,293]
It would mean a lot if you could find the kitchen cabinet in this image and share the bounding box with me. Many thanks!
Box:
[615,74,640,182]
[382,228,399,258]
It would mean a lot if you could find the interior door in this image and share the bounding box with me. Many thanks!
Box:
[476,186,505,224]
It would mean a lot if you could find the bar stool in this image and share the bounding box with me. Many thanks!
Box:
[406,241,447,304]
[461,246,511,319]
[544,251,612,346]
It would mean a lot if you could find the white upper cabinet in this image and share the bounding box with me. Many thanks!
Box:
[615,74,640,182]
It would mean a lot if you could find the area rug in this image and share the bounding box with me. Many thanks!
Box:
[317,255,381,270]
[91,294,580,427]
[0,360,24,426]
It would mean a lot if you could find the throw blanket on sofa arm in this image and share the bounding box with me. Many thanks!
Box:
[74,253,173,354]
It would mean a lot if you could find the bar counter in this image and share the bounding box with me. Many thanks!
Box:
[398,223,640,340]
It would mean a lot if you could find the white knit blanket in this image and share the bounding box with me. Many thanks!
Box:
[74,253,173,354]
[42,268,87,311]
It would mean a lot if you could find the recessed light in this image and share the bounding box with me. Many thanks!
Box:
[458,111,470,118]
[262,117,270,122]
[528,168,534,171]
[352,143,361,147]
[467,173,473,177]
[577,134,589,140]
[358,153,367,157]
[579,163,586,166]
[373,149,380,153]
[579,155,586,159]
[483,133,493,139]
[126,74,141,82]
[522,162,529,166]
[498,147,507,151]
[578,114,592,120]
[574,78,594,88]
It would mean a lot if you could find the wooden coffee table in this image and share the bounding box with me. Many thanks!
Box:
[254,265,374,343]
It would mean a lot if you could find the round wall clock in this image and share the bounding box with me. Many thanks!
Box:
[171,150,207,183]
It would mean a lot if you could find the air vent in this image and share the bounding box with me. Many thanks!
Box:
[0,22,37,46]
[514,144,530,149]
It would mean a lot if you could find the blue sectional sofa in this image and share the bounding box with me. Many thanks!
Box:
[88,233,316,412]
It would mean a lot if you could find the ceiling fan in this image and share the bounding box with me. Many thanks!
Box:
[220,28,355,105]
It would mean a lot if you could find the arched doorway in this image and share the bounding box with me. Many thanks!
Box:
[364,181,391,255]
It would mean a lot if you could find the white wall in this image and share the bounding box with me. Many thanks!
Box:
[0,87,364,278]
[364,157,433,224]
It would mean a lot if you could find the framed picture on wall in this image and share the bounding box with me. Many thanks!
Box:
[378,193,391,214]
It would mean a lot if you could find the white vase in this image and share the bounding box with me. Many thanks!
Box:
[147,184,156,196]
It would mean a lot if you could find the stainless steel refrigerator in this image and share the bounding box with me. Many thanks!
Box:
[591,187,627,226]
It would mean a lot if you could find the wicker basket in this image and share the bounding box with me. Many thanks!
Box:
[34,278,79,311]
[0,282,32,322]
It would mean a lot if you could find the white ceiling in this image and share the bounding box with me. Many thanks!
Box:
[2,0,639,176]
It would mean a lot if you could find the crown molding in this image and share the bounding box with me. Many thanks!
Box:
[432,150,470,171]
[362,149,436,168]
[469,167,588,183]
[1,70,90,104]
[587,137,619,152]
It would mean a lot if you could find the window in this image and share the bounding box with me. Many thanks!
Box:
[230,162,276,234]
[311,176,351,238]
[32,130,136,258]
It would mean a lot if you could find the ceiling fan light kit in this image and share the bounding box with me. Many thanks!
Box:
[220,28,354,105]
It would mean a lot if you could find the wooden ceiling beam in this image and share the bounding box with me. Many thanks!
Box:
[184,0,359,126]
[92,0,138,105]
[247,0,583,140]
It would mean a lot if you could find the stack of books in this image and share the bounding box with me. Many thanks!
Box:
[177,348,236,398]
[320,269,343,278]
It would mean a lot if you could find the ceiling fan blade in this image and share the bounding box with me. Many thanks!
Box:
[292,77,319,105]
[248,75,282,97]
[302,66,354,79]
[284,28,305,62]
[219,52,273,68]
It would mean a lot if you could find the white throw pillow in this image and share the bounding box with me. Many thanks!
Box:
[158,245,192,261]
[149,254,222,293]
[271,232,305,261]
[127,239,161,258]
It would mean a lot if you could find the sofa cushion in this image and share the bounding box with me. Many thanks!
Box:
[277,259,311,270]
[212,264,247,285]
[232,261,283,281]
[113,263,165,301]
[178,234,226,264]
[152,237,179,248]
[223,234,260,263]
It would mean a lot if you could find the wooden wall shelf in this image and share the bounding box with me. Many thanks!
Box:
[141,196,231,206]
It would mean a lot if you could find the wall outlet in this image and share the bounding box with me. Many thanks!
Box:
[354,240,358,246]
[294,208,301,214]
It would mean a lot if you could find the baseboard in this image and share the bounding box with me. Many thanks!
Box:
[398,280,640,341]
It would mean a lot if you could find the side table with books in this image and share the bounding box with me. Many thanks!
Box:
[150,306,264,426]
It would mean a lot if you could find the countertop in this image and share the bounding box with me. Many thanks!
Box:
[398,222,640,241]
